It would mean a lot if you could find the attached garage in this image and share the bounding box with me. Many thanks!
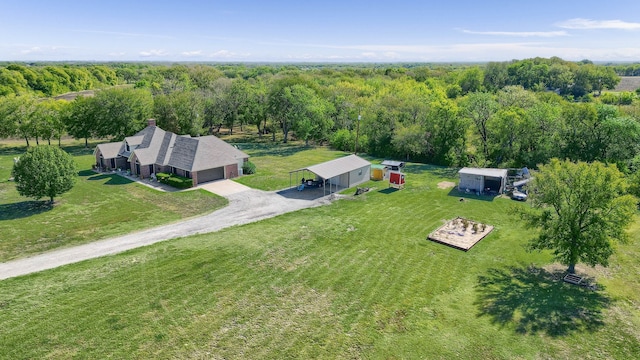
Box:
[196,167,224,184]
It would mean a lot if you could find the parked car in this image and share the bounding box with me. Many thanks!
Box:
[511,191,528,201]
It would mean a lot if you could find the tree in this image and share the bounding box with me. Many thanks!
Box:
[461,92,498,160]
[392,122,429,161]
[0,94,38,147]
[12,146,77,203]
[518,158,637,274]
[62,96,98,148]
[154,90,204,136]
[93,87,153,140]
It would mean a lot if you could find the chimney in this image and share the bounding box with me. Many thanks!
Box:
[147,119,156,127]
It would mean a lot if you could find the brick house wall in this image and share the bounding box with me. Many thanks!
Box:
[225,164,239,179]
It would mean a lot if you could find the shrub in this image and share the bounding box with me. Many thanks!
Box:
[242,161,257,175]
[156,172,171,183]
[165,175,192,189]
[156,172,192,189]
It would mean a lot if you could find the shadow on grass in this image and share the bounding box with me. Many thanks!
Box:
[78,169,95,177]
[0,200,53,220]
[475,266,610,337]
[402,163,459,179]
[378,187,400,194]
[62,143,99,156]
[87,173,134,185]
[0,147,25,157]
[447,187,496,202]
[235,143,312,157]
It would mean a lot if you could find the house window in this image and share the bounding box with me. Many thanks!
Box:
[185,171,191,178]
[125,142,130,152]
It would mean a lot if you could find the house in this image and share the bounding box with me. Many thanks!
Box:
[458,167,508,195]
[94,119,249,187]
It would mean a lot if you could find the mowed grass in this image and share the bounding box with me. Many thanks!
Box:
[233,143,352,191]
[0,152,639,359]
[0,141,227,261]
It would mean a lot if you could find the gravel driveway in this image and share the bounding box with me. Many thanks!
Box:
[0,185,336,280]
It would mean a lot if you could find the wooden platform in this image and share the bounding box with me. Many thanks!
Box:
[427,217,494,251]
[563,274,583,285]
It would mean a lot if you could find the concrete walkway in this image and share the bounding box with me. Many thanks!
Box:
[0,186,336,280]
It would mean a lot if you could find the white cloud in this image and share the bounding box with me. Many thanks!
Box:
[208,50,250,59]
[19,46,68,54]
[557,18,640,30]
[460,29,569,37]
[108,52,126,57]
[181,50,202,56]
[139,49,168,57]
[21,46,43,54]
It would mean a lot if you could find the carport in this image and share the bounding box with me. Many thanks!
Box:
[289,154,371,196]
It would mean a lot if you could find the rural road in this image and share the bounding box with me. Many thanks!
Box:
[0,181,335,280]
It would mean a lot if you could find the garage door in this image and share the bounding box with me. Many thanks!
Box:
[197,167,224,184]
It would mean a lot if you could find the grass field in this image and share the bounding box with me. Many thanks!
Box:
[233,143,353,191]
[0,143,639,359]
[0,141,227,261]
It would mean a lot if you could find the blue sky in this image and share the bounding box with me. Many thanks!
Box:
[2,0,640,62]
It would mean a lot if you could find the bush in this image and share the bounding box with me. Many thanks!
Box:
[156,172,171,183]
[242,161,257,175]
[156,172,191,189]
[165,175,192,189]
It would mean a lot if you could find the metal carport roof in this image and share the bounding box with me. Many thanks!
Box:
[289,154,371,195]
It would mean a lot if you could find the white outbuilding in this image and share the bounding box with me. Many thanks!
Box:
[458,167,508,195]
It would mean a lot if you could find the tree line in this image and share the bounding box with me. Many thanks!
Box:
[1,59,639,175]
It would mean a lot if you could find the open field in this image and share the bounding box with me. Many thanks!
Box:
[0,141,227,261]
[0,144,638,359]
[614,76,640,92]
[233,142,353,191]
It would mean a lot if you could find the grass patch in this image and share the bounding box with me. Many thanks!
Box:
[233,143,352,191]
[0,141,227,261]
[0,151,638,358]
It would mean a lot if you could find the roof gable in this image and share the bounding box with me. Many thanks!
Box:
[96,142,123,159]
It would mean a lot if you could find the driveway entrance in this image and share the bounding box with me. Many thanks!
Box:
[198,179,251,196]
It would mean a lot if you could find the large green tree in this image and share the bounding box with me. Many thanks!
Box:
[93,87,153,139]
[12,146,77,203]
[518,158,637,274]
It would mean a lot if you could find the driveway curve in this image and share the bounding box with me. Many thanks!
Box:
[0,186,336,280]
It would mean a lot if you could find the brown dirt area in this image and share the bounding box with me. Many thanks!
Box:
[437,181,456,189]
[613,76,640,92]
[428,217,493,251]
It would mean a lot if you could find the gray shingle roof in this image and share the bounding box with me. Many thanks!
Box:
[95,123,249,172]
[168,135,249,172]
[96,142,123,159]
[133,127,167,165]
[167,136,198,171]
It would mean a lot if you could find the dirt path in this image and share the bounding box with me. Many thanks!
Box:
[0,187,335,280]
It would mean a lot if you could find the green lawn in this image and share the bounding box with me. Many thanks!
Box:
[233,143,353,191]
[0,147,639,359]
[0,142,227,261]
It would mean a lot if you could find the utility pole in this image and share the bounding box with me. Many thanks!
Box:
[354,113,361,155]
